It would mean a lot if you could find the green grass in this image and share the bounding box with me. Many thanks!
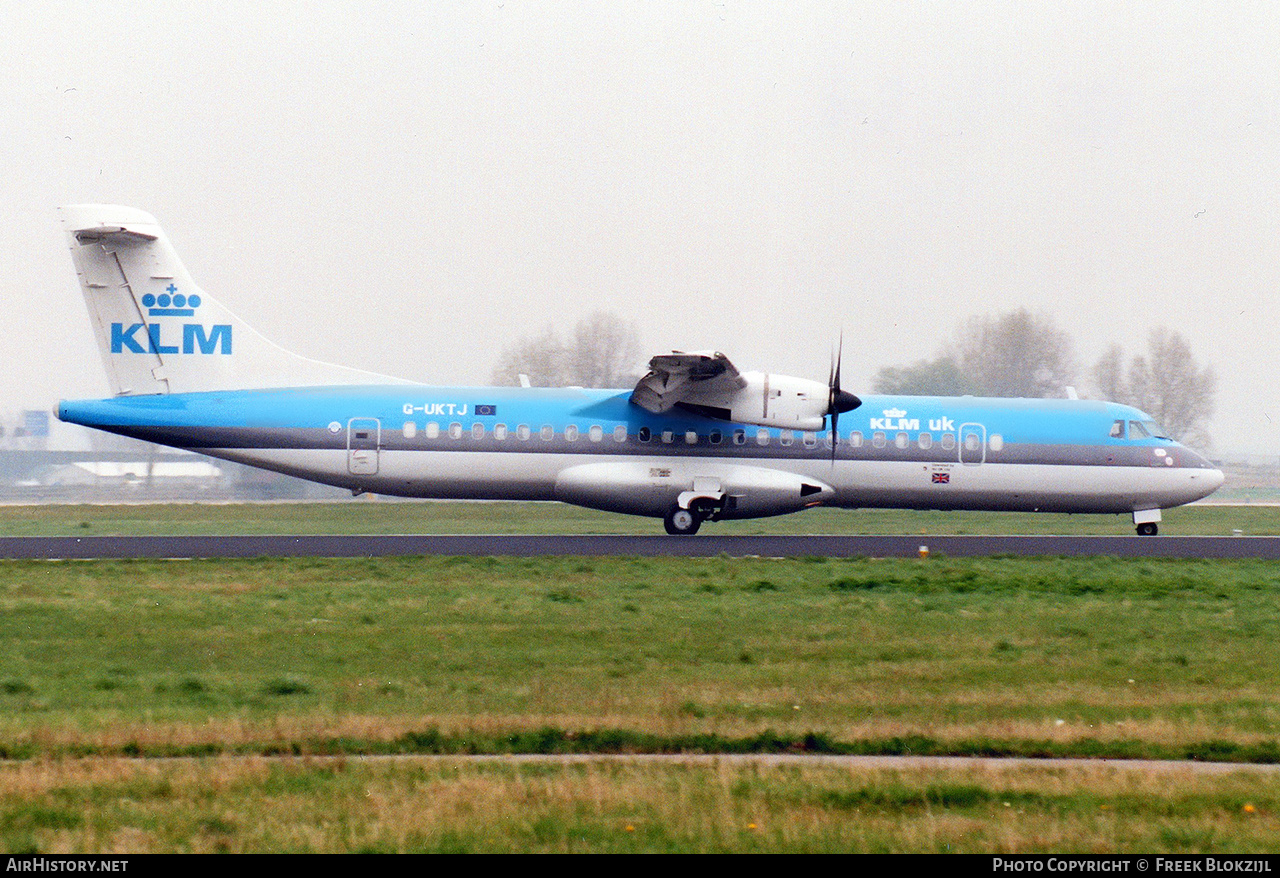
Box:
[3,757,1278,853]
[0,499,1272,536]
[1,554,1278,757]
[3,522,1280,852]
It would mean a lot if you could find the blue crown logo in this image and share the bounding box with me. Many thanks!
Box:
[141,284,202,317]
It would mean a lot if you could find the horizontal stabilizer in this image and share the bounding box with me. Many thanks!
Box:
[72,226,158,245]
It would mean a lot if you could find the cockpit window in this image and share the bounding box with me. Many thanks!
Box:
[1123,420,1173,441]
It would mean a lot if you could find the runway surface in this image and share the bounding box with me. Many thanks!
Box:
[5,533,1280,559]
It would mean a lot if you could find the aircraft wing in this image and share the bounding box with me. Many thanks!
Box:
[630,351,748,414]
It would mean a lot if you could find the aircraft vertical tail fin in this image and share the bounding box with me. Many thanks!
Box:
[61,204,405,395]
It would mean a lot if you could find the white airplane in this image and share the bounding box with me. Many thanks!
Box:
[56,205,1223,535]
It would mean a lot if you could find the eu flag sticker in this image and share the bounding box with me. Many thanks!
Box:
[475,404,497,416]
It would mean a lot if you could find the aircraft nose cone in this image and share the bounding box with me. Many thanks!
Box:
[1207,468,1225,492]
[1183,466,1225,503]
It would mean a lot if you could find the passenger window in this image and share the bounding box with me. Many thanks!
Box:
[614,425,628,443]
[940,433,956,451]
[756,428,770,446]
[564,425,578,442]
[849,431,864,448]
[803,432,817,449]
[918,433,932,450]
[733,430,746,445]
[709,430,723,445]
[590,425,604,442]
[448,422,463,440]
[989,434,1004,452]
[964,433,981,452]
[895,432,909,449]
[872,431,887,449]
[471,423,485,440]
[517,424,531,440]
[494,424,508,440]
[685,431,697,445]
[779,430,794,447]
[638,427,651,442]
[402,422,417,439]
[426,422,440,440]
[661,430,674,444]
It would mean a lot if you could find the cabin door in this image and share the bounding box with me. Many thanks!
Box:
[347,418,381,475]
[959,423,986,465]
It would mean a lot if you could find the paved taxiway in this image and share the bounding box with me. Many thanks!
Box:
[4,533,1280,559]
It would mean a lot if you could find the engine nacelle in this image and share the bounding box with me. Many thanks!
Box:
[554,461,834,520]
[682,371,832,431]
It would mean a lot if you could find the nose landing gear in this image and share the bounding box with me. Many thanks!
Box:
[1133,509,1161,536]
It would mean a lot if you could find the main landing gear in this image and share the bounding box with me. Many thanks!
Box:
[664,506,701,536]
[663,498,723,536]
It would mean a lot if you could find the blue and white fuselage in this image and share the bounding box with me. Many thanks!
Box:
[58,385,1222,528]
[54,205,1223,535]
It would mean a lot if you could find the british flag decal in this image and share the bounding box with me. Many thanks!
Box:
[932,472,950,484]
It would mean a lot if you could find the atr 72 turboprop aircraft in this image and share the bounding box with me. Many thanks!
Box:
[56,205,1223,535]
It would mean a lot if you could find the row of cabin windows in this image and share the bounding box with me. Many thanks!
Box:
[401,422,628,443]
[850,431,1004,452]
[399,421,1005,452]
[631,427,1004,451]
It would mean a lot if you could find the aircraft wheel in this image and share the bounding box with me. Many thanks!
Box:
[664,506,702,536]
[1136,522,1158,536]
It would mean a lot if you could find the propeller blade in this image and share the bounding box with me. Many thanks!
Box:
[827,334,860,463]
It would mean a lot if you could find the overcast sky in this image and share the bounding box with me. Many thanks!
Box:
[3,2,1276,452]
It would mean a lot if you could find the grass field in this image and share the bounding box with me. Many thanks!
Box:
[5,757,1277,854]
[0,497,1272,536]
[2,502,1279,852]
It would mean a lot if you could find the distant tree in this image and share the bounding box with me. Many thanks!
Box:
[1091,328,1216,446]
[489,325,568,388]
[950,309,1077,398]
[567,312,643,389]
[872,355,983,396]
[1092,343,1127,403]
[490,311,642,388]
[870,309,1077,399]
